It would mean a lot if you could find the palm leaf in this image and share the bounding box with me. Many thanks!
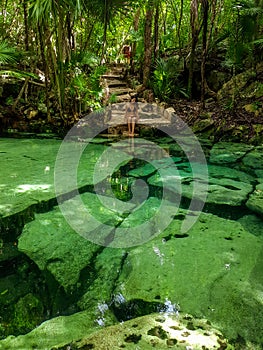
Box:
[0,41,19,65]
[0,70,38,80]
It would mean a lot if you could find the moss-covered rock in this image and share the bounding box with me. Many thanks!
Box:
[13,293,44,334]
[113,211,263,343]
[0,310,103,350]
[217,62,263,102]
[246,183,263,218]
[17,192,124,291]
[242,146,263,171]
[56,313,234,350]
[147,161,254,206]
[209,142,253,164]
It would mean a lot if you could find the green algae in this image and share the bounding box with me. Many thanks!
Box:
[0,136,263,349]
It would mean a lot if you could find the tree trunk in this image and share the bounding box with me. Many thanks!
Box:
[200,0,209,107]
[143,1,154,88]
[38,24,51,122]
[101,0,109,64]
[177,0,184,53]
[12,77,29,111]
[153,1,160,65]
[23,0,29,51]
[131,8,140,74]
[188,0,201,100]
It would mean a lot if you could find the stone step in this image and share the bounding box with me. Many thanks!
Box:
[110,87,133,95]
[107,117,170,126]
[107,80,127,87]
[107,110,170,126]
[116,94,132,103]
[102,74,124,79]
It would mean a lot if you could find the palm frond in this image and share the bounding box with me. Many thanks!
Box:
[0,41,19,65]
[0,70,38,80]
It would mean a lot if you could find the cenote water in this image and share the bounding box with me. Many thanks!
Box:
[0,133,262,349]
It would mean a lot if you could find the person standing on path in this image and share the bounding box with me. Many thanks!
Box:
[123,44,131,65]
[125,95,139,136]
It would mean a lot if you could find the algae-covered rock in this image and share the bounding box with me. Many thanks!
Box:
[209,142,253,164]
[192,118,214,133]
[147,161,254,206]
[113,210,263,343]
[217,63,263,102]
[77,247,126,310]
[17,192,125,290]
[18,211,98,290]
[0,311,234,350]
[238,214,263,237]
[242,146,263,170]
[0,310,103,350]
[0,138,107,219]
[57,313,234,350]
[13,293,44,334]
[246,183,263,218]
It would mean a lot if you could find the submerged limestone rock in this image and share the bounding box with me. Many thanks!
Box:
[0,310,103,350]
[0,138,108,220]
[209,142,253,164]
[246,183,263,218]
[0,311,234,350]
[0,138,60,218]
[242,146,263,171]
[18,192,124,290]
[147,161,254,206]
[113,211,263,343]
[238,214,263,237]
[56,313,234,350]
[13,293,44,334]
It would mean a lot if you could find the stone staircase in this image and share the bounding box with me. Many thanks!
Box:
[102,64,172,135]
[102,63,135,103]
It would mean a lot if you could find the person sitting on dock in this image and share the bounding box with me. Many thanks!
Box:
[125,95,139,137]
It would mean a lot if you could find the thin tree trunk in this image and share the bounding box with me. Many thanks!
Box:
[55,11,66,117]
[101,0,108,64]
[83,23,95,52]
[201,0,209,107]
[38,24,51,122]
[153,1,160,65]
[131,8,140,74]
[177,0,184,53]
[188,0,201,100]
[143,0,154,88]
[23,0,29,51]
[12,77,29,111]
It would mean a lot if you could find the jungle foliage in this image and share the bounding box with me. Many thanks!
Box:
[0,0,262,123]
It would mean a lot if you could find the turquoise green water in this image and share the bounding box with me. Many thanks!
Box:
[0,135,262,349]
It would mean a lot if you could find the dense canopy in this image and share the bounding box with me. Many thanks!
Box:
[0,0,262,127]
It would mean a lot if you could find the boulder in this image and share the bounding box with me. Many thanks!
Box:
[113,211,263,343]
[13,293,44,334]
[0,310,103,350]
[242,147,263,171]
[217,62,263,102]
[18,192,124,290]
[147,161,254,206]
[246,183,263,218]
[0,311,234,350]
[57,313,234,350]
[209,142,253,164]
